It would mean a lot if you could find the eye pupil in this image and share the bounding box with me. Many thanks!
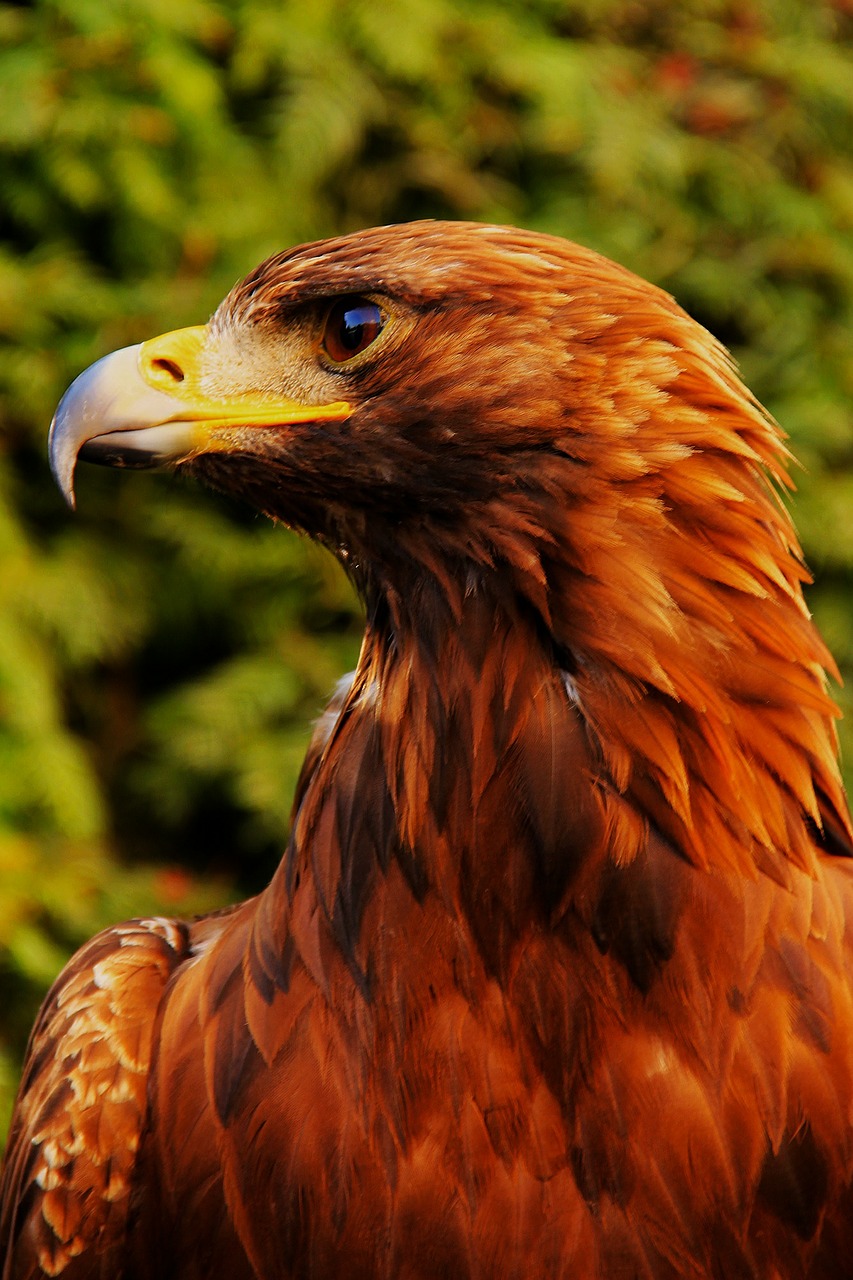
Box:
[340,308,369,349]
[324,297,385,363]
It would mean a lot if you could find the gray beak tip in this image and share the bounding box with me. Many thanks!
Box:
[46,343,196,508]
[48,411,78,511]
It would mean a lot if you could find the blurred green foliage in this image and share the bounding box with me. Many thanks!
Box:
[1,0,853,1138]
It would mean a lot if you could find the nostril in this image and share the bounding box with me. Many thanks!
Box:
[151,357,185,383]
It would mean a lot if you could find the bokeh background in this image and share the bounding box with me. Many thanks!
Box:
[1,0,853,1139]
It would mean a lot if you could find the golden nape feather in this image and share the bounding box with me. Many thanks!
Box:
[4,221,853,1279]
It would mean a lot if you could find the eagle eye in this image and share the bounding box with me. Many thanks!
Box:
[322,297,385,364]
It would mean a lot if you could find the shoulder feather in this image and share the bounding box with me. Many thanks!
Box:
[0,917,191,1279]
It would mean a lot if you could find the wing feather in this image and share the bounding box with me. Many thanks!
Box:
[0,918,191,1280]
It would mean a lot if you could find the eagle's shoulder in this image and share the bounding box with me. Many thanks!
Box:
[0,916,192,1278]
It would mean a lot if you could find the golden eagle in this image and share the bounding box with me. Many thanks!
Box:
[3,222,853,1279]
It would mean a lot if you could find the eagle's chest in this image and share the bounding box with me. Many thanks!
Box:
[135,927,673,1279]
[141,949,596,1280]
[136,859,853,1280]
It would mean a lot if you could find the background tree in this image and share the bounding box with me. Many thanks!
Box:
[2,0,853,1136]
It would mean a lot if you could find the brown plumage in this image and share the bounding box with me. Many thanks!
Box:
[4,221,853,1278]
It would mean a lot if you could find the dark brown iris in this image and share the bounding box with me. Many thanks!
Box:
[322,297,385,363]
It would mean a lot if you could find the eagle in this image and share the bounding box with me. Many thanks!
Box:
[3,221,853,1279]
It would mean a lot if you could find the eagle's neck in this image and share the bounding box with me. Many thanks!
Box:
[272,572,607,987]
[245,549,852,1110]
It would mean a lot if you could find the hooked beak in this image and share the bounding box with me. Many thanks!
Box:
[48,325,351,508]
